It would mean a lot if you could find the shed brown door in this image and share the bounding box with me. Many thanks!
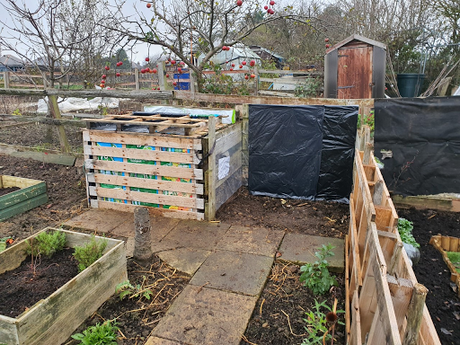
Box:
[337,45,373,99]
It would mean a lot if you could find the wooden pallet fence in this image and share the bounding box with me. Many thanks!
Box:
[83,129,205,220]
[83,113,242,221]
[0,175,48,221]
[346,127,441,345]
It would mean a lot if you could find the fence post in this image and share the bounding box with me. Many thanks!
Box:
[204,116,216,221]
[158,62,165,90]
[4,71,10,89]
[135,68,139,90]
[254,67,259,96]
[403,283,428,345]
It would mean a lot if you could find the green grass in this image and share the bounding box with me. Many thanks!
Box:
[446,251,460,273]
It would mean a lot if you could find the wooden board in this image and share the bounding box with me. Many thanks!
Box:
[0,228,127,345]
[0,175,48,221]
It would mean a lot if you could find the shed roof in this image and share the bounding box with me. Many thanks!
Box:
[0,54,23,67]
[326,34,386,54]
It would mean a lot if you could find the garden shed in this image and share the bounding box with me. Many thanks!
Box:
[324,34,386,99]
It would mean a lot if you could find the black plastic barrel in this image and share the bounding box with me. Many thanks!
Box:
[397,73,425,97]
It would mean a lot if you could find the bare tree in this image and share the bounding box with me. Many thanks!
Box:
[0,0,121,89]
[106,0,317,90]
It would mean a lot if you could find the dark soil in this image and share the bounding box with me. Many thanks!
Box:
[0,155,87,241]
[397,208,460,345]
[0,186,20,196]
[217,187,349,239]
[0,248,79,318]
[241,262,345,345]
[64,256,190,345]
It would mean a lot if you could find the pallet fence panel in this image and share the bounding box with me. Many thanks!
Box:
[82,121,206,220]
[346,126,441,345]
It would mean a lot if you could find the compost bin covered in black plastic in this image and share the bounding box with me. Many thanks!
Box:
[248,104,358,202]
[374,97,460,196]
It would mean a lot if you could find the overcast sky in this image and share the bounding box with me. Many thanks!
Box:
[0,0,163,64]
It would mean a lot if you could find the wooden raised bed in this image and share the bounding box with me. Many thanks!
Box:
[430,234,460,297]
[0,175,48,221]
[83,113,242,221]
[0,228,127,345]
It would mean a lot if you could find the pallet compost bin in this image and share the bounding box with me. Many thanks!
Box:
[0,175,48,221]
[0,228,127,345]
[83,112,242,220]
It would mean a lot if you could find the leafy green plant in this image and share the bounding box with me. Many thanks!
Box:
[299,244,338,295]
[397,218,420,248]
[71,320,118,345]
[73,235,107,272]
[115,278,154,301]
[12,108,22,116]
[447,251,460,273]
[302,299,344,345]
[25,230,66,258]
[294,78,322,98]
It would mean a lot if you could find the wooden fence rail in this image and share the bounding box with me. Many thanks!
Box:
[346,126,440,345]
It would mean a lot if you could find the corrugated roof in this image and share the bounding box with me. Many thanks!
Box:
[198,44,261,65]
[326,34,386,54]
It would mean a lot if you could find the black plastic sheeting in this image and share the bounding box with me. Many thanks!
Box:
[248,104,357,202]
[317,106,359,201]
[374,97,460,196]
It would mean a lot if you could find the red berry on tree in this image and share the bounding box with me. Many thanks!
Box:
[145,57,150,62]
[236,0,242,6]
[249,60,256,67]
[269,0,275,5]
[325,38,329,42]
[245,75,249,80]
[250,74,256,78]
[105,66,110,71]
[264,5,268,10]
[116,72,121,77]
[146,3,151,8]
[242,61,247,65]
[102,74,106,79]
[326,44,331,48]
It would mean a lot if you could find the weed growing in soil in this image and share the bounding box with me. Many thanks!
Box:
[397,218,420,248]
[25,230,66,258]
[71,320,118,345]
[116,278,154,301]
[302,299,344,345]
[73,235,107,272]
[300,244,338,295]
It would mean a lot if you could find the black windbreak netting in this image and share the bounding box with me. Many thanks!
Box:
[374,97,460,196]
[248,104,358,202]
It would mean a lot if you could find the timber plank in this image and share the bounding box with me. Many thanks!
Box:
[96,200,204,220]
[89,173,204,195]
[0,240,29,274]
[1,175,41,189]
[0,193,49,222]
[85,145,199,165]
[0,182,46,210]
[83,130,202,150]
[86,159,203,180]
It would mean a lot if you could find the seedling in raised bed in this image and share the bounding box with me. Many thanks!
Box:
[398,218,420,248]
[71,320,118,345]
[115,277,154,301]
[447,251,460,273]
[73,235,107,272]
[25,230,66,258]
[300,244,338,295]
[302,299,344,345]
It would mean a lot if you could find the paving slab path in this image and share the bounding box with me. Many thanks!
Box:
[63,209,344,345]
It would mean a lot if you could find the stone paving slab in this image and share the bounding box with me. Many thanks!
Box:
[145,337,185,345]
[189,251,273,296]
[111,216,179,242]
[160,220,231,250]
[63,209,132,234]
[157,247,212,275]
[278,233,344,272]
[152,285,257,345]
[216,225,284,257]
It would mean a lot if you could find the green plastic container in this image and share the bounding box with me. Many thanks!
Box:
[397,73,425,97]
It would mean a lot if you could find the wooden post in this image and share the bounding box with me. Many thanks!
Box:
[254,67,259,96]
[48,94,71,153]
[403,283,429,345]
[134,207,153,261]
[158,62,165,90]
[389,241,403,275]
[3,72,10,89]
[135,68,139,91]
[204,116,216,221]
[373,180,384,206]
